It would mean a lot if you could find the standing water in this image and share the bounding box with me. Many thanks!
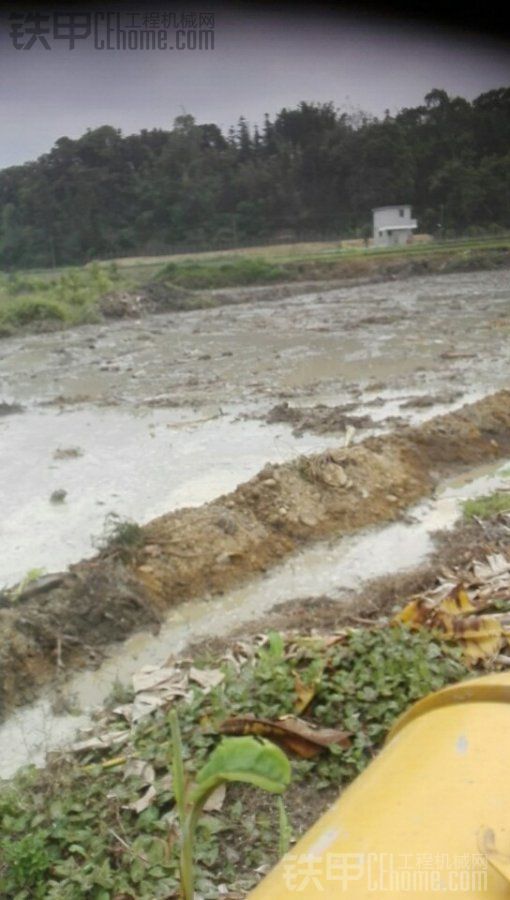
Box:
[0,458,508,780]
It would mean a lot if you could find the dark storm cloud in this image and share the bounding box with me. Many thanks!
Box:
[0,3,509,168]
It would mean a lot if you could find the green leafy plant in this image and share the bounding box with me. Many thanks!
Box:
[0,830,56,896]
[170,710,291,899]
[0,627,470,898]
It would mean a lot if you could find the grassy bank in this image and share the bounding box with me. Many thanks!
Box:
[0,264,125,337]
[0,626,468,899]
[153,237,510,290]
[1,236,510,337]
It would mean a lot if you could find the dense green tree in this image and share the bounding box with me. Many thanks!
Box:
[0,88,509,268]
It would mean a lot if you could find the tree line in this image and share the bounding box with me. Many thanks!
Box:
[1,86,509,269]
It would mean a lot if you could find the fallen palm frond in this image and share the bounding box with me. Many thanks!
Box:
[394,552,510,663]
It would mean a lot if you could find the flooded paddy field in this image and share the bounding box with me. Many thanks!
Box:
[2,268,509,412]
[0,266,509,774]
[1,267,509,584]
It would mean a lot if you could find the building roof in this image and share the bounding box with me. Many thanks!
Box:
[378,223,417,231]
[372,205,411,212]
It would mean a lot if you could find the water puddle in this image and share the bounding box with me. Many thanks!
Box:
[2,384,476,592]
[1,457,509,780]
[0,406,332,588]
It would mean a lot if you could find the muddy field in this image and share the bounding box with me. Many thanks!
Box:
[2,267,509,411]
[1,267,510,586]
[1,266,510,740]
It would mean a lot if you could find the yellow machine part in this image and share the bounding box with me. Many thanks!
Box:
[249,673,510,898]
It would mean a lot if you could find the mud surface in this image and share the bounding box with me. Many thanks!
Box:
[0,401,23,416]
[265,400,375,434]
[1,268,509,585]
[1,268,509,412]
[1,267,510,723]
[2,391,510,719]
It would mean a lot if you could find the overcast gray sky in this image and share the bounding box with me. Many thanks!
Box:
[0,4,509,169]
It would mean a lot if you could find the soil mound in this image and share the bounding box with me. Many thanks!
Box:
[2,390,510,717]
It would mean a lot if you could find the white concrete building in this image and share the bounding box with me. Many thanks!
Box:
[372,205,417,247]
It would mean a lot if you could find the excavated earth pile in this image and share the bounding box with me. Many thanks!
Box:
[2,390,510,718]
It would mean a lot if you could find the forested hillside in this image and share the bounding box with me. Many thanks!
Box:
[1,86,509,268]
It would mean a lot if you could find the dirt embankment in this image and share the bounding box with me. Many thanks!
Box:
[2,390,510,718]
[100,246,510,318]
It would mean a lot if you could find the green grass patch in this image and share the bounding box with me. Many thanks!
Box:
[0,625,469,898]
[156,256,287,289]
[153,241,510,291]
[1,236,509,336]
[0,263,125,335]
[112,234,510,273]
[0,297,67,327]
[463,491,510,520]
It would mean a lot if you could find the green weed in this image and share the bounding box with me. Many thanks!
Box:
[9,568,46,604]
[463,491,510,520]
[96,513,145,559]
[0,829,57,897]
[156,256,286,289]
[0,264,123,334]
[0,297,67,327]
[0,625,470,898]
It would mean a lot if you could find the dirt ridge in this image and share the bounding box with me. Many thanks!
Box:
[2,389,510,718]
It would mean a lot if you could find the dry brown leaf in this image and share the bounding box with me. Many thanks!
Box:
[157,774,173,793]
[112,704,134,722]
[443,614,505,663]
[132,665,187,694]
[220,714,351,759]
[122,759,158,814]
[434,585,479,617]
[293,671,319,714]
[123,758,155,785]
[71,730,130,753]
[394,570,510,663]
[473,553,510,585]
[322,632,349,648]
[124,784,157,815]
[203,783,227,812]
[130,664,189,721]
[189,667,225,690]
[131,692,167,722]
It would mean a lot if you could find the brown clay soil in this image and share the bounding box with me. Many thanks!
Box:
[2,389,510,720]
[264,400,375,434]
